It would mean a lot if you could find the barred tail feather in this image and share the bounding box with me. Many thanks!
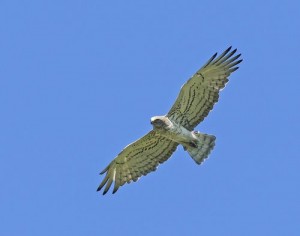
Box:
[186,132,216,165]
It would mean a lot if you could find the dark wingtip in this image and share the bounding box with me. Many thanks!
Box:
[96,185,102,192]
[236,59,243,65]
[224,46,232,54]
[230,67,239,73]
[203,52,218,68]
[100,166,109,175]
[112,185,119,194]
[103,189,109,195]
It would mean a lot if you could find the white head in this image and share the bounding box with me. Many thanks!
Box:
[150,116,170,129]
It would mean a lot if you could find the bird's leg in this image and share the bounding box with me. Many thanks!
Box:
[189,141,197,148]
[182,141,197,150]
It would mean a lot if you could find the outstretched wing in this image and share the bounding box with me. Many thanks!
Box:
[97,131,178,195]
[167,47,242,131]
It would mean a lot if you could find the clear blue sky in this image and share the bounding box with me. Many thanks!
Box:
[1,1,299,235]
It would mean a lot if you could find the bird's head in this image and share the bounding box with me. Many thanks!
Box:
[150,116,170,129]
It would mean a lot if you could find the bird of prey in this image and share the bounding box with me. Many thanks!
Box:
[97,46,242,195]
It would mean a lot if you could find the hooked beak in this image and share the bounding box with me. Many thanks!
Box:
[150,117,155,125]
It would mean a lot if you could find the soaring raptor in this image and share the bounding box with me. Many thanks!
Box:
[97,47,242,195]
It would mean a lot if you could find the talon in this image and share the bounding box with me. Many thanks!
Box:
[189,141,197,148]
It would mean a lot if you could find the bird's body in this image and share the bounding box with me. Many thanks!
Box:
[150,116,196,145]
[97,47,242,195]
[150,116,216,165]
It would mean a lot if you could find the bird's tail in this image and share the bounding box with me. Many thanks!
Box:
[186,132,216,165]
